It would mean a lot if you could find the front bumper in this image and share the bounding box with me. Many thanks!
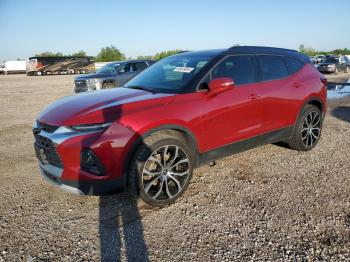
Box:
[33,122,135,195]
[74,80,102,93]
[40,164,126,195]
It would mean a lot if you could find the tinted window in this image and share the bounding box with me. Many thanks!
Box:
[324,57,338,63]
[124,53,215,93]
[257,55,288,81]
[118,63,132,73]
[285,56,304,75]
[198,74,211,91]
[212,55,256,85]
[134,62,148,71]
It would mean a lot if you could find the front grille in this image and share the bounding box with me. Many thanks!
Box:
[34,135,63,168]
[75,80,87,93]
[37,122,58,133]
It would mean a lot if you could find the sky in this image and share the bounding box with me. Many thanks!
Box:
[0,0,349,61]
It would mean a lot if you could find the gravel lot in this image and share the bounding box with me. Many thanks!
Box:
[0,73,350,261]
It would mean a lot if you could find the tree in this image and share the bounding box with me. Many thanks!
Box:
[71,50,87,57]
[35,51,64,57]
[95,46,125,62]
[153,50,185,60]
[136,55,154,60]
[298,44,317,56]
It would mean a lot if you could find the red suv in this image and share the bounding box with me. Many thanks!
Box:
[33,46,327,206]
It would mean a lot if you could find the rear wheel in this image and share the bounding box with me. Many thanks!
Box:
[128,133,194,207]
[288,105,322,151]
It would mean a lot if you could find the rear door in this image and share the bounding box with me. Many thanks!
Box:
[256,55,305,132]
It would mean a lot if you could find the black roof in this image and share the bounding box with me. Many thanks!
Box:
[225,46,309,63]
[174,46,310,64]
[29,56,94,60]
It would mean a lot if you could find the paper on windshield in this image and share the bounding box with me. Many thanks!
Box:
[173,67,194,73]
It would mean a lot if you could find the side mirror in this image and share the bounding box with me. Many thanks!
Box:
[208,78,234,97]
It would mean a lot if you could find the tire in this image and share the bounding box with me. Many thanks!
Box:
[345,66,349,73]
[128,132,194,207]
[102,82,116,89]
[288,104,322,151]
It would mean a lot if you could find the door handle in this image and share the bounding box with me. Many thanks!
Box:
[292,82,302,88]
[248,94,261,100]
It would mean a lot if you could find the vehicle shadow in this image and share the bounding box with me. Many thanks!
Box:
[77,94,150,261]
[99,194,149,262]
[331,106,350,123]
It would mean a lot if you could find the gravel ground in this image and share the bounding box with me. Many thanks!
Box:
[0,74,350,261]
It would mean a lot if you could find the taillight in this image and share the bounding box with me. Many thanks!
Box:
[320,77,327,86]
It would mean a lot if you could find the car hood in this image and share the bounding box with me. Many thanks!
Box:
[37,88,174,126]
[75,72,116,80]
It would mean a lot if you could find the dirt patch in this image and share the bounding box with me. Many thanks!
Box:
[0,74,350,261]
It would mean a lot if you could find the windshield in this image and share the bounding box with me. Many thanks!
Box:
[96,63,120,74]
[324,57,338,63]
[124,53,215,93]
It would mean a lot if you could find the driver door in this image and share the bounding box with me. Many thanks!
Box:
[116,63,134,86]
[199,55,263,152]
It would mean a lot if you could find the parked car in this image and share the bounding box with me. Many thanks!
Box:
[314,55,326,64]
[74,60,154,93]
[33,46,327,207]
[318,56,350,74]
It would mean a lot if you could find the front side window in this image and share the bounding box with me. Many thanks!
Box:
[211,55,256,85]
[124,53,215,93]
[134,62,148,71]
[118,63,132,73]
[257,55,288,81]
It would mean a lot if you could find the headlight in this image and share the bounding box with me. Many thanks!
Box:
[328,64,335,68]
[86,78,102,90]
[68,122,112,132]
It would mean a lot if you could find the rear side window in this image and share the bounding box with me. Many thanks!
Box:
[212,55,256,85]
[257,55,288,81]
[285,56,304,75]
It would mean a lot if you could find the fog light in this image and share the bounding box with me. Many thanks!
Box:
[80,150,106,176]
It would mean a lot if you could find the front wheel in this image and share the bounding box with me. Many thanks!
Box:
[288,105,322,151]
[102,82,116,89]
[128,133,194,207]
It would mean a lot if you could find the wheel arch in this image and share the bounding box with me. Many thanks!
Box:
[122,124,200,181]
[306,97,323,113]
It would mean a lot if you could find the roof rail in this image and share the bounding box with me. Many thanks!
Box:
[228,46,297,53]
